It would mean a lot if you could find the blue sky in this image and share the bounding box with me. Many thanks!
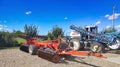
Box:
[0,0,120,35]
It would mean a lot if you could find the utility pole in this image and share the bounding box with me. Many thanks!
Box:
[112,5,116,31]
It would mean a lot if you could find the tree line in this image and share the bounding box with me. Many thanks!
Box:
[0,31,20,47]
[0,24,118,47]
[0,24,64,47]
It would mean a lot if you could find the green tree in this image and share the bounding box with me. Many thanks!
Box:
[24,24,38,39]
[47,25,64,40]
[47,31,53,40]
[12,30,25,37]
[15,30,24,35]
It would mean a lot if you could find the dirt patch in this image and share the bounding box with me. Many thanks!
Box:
[0,48,120,67]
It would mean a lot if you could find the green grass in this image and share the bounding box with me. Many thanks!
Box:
[16,38,26,44]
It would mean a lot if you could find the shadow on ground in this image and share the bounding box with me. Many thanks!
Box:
[59,56,100,67]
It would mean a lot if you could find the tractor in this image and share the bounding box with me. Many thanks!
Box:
[70,25,120,53]
[69,25,98,51]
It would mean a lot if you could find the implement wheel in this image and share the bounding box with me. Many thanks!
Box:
[20,45,29,52]
[90,42,104,53]
[29,45,37,55]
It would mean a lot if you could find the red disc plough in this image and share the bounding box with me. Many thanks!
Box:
[20,36,106,63]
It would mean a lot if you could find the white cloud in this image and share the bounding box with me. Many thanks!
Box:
[105,14,110,18]
[95,21,101,26]
[106,25,111,29]
[64,17,68,20]
[25,11,32,15]
[105,13,120,20]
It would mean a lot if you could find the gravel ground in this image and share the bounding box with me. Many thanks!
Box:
[0,48,120,67]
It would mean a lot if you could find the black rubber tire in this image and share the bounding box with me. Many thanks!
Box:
[28,45,37,55]
[90,42,105,53]
[108,38,120,50]
[20,45,29,52]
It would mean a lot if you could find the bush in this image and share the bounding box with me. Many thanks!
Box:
[0,32,19,47]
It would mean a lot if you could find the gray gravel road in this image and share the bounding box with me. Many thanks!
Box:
[0,48,120,67]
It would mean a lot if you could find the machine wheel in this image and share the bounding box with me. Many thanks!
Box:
[90,42,104,53]
[108,38,120,50]
[29,45,37,55]
[70,39,81,50]
[20,45,29,52]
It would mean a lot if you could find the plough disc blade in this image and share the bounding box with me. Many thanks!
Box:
[37,48,60,63]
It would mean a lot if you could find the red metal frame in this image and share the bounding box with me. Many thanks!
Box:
[59,50,106,58]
